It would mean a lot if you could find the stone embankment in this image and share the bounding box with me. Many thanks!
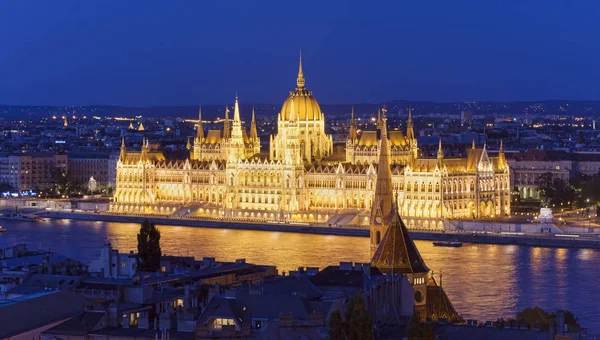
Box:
[37,211,600,250]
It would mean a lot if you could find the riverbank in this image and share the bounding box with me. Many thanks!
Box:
[35,210,600,250]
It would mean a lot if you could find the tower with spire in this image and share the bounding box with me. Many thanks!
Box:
[119,136,127,162]
[369,114,394,256]
[250,106,258,142]
[349,106,358,142]
[370,127,460,321]
[196,106,204,141]
[228,94,246,162]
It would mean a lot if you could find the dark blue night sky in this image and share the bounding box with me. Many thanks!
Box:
[0,1,599,106]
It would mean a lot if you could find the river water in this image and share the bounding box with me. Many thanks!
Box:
[0,218,599,332]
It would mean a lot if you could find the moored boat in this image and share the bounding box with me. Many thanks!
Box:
[433,239,462,247]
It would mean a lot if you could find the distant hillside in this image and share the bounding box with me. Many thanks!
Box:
[1,100,599,121]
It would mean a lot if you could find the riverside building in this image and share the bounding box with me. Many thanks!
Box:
[113,54,511,227]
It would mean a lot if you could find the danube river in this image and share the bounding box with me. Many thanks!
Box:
[1,218,599,331]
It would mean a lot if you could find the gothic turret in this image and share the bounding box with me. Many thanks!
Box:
[231,94,243,140]
[223,105,231,139]
[349,106,358,141]
[376,108,382,130]
[250,106,258,141]
[119,136,126,161]
[406,107,415,143]
[498,139,506,170]
[196,106,204,141]
[437,138,444,159]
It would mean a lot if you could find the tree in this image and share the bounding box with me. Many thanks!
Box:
[137,220,162,272]
[50,168,84,197]
[344,292,373,340]
[406,310,435,340]
[0,182,13,193]
[517,307,550,331]
[328,309,344,340]
[536,172,577,208]
[564,310,580,330]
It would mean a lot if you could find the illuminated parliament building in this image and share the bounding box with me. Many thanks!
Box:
[113,54,511,227]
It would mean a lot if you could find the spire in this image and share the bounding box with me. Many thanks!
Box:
[437,138,444,159]
[370,114,394,226]
[223,105,231,139]
[472,138,475,149]
[250,106,258,141]
[196,106,204,140]
[138,122,145,131]
[233,93,241,122]
[63,116,68,127]
[128,121,134,130]
[376,108,382,129]
[186,137,191,150]
[140,137,147,161]
[406,107,414,142]
[119,136,126,161]
[296,49,305,88]
[349,106,358,141]
[499,139,506,169]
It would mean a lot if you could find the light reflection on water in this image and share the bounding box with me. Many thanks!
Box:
[0,219,599,331]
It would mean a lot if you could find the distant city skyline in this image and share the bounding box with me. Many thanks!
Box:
[1,1,599,106]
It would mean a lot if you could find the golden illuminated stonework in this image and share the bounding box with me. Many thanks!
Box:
[112,53,511,227]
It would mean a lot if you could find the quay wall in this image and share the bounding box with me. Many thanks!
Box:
[37,211,600,250]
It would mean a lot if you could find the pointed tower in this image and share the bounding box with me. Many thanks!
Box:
[231,94,243,141]
[63,116,68,127]
[437,138,444,169]
[129,121,134,130]
[406,107,415,143]
[297,49,305,89]
[349,106,358,141]
[498,139,506,170]
[472,138,476,149]
[369,114,394,256]
[140,137,147,161]
[250,106,258,141]
[223,105,231,139]
[196,106,204,141]
[119,136,127,161]
[376,108,382,129]
[186,137,191,151]
[138,122,145,131]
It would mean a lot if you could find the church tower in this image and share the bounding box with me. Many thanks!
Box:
[369,114,394,256]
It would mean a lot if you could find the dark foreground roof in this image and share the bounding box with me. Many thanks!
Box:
[42,311,105,336]
[0,290,94,338]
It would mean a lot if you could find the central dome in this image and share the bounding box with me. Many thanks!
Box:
[279,53,323,121]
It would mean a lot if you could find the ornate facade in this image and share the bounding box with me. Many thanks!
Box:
[113,54,510,226]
